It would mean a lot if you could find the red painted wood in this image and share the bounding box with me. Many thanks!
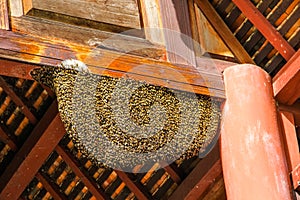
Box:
[273,49,300,105]
[232,0,295,61]
[278,111,300,189]
[0,108,64,199]
[221,64,292,200]
[185,159,222,200]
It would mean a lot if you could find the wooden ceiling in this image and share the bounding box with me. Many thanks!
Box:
[0,0,299,199]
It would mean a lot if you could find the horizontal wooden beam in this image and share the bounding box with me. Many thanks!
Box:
[273,49,300,105]
[0,101,64,199]
[0,30,233,98]
[231,0,295,61]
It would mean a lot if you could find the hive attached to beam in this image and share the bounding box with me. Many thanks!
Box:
[30,59,220,170]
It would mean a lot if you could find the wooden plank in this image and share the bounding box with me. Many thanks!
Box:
[36,172,68,200]
[158,0,196,65]
[0,59,39,80]
[195,0,254,64]
[185,159,223,200]
[0,0,9,30]
[10,16,160,59]
[8,0,23,17]
[169,144,220,200]
[232,0,295,61]
[278,112,300,172]
[55,145,109,200]
[0,30,229,98]
[0,102,64,199]
[138,0,164,45]
[0,76,37,124]
[273,49,300,105]
[29,0,141,29]
[114,170,150,200]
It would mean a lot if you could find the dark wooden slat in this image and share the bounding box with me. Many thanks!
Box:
[169,144,220,200]
[36,172,68,200]
[195,0,254,64]
[55,145,109,200]
[225,6,241,28]
[215,0,232,17]
[273,49,300,105]
[0,101,64,199]
[0,0,9,30]
[235,0,274,41]
[0,30,228,98]
[0,125,18,151]
[241,0,294,59]
[115,170,151,200]
[254,5,300,65]
[0,76,37,124]
[161,163,181,184]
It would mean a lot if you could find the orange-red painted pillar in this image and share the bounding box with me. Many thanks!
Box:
[221,64,292,200]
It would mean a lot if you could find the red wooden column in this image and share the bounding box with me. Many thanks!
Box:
[221,64,292,200]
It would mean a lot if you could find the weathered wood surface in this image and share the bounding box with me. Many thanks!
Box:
[0,30,232,98]
[195,0,254,64]
[0,0,9,30]
[24,0,141,29]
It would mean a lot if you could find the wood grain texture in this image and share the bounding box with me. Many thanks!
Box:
[195,0,254,64]
[158,0,196,66]
[0,0,9,30]
[0,30,230,98]
[8,0,23,17]
[30,0,141,29]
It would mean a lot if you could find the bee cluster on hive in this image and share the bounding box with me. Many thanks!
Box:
[31,59,221,169]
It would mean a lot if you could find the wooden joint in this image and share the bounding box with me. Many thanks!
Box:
[291,164,300,190]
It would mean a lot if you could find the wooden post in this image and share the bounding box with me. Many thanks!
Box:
[221,64,292,200]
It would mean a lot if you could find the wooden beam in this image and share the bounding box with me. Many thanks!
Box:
[0,126,18,151]
[0,76,37,124]
[194,0,254,64]
[278,111,300,189]
[114,170,151,200]
[185,159,222,200]
[169,144,220,200]
[0,102,64,199]
[273,49,300,105]
[158,0,196,65]
[35,172,68,200]
[55,145,109,200]
[231,0,295,61]
[0,0,9,30]
[0,30,231,98]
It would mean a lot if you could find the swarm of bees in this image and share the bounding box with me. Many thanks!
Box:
[31,59,221,169]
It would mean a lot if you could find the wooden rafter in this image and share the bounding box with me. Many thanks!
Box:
[169,145,220,199]
[55,145,109,200]
[0,76,37,124]
[0,0,9,30]
[273,49,300,105]
[0,101,63,199]
[0,126,18,151]
[231,0,296,61]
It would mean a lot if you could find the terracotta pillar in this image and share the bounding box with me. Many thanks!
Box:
[221,64,292,200]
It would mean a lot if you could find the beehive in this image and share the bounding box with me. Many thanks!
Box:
[30,59,221,170]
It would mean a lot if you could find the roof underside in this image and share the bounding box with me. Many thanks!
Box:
[0,0,299,199]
